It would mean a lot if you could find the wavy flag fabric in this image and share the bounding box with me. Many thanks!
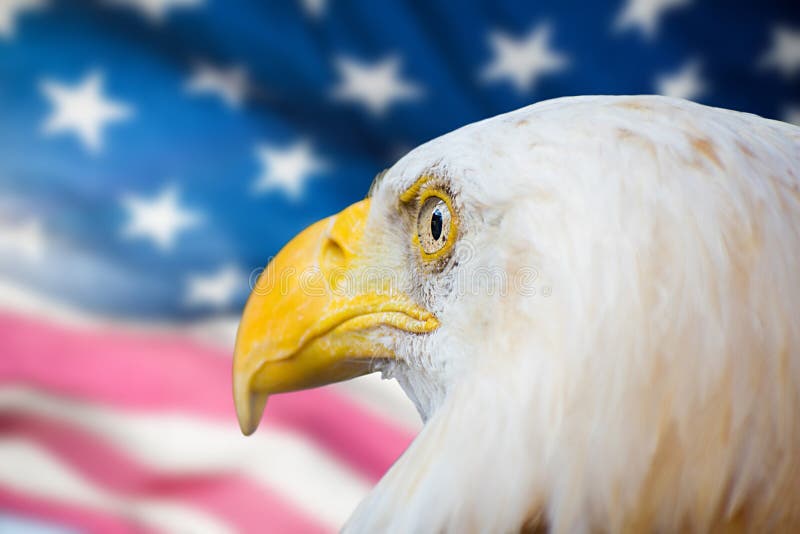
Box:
[0,0,798,532]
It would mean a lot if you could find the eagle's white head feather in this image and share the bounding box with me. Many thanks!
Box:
[235,95,800,533]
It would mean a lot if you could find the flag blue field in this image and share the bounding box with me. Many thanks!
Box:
[0,0,798,532]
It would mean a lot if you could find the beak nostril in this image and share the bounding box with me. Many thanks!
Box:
[321,237,346,267]
[321,238,347,289]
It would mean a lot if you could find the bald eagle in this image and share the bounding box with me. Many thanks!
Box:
[233,96,800,533]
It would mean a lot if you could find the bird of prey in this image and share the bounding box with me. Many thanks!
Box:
[233,95,800,533]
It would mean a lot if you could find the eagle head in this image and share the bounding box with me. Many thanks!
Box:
[233,95,800,532]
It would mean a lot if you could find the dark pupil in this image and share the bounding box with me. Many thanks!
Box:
[430,208,443,241]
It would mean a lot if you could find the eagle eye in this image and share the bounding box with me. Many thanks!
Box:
[417,195,452,256]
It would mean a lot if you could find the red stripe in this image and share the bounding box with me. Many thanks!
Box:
[0,311,413,481]
[0,487,147,534]
[0,412,329,534]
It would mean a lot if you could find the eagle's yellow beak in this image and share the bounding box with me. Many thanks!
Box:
[233,199,438,435]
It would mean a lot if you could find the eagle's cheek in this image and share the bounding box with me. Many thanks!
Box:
[232,198,438,436]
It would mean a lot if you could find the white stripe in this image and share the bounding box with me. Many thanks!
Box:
[0,513,77,534]
[0,276,240,347]
[0,438,233,534]
[0,386,371,529]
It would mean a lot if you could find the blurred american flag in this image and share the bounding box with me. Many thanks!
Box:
[0,0,798,532]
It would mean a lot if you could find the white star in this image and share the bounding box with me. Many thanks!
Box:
[614,0,691,39]
[656,59,707,101]
[331,55,422,117]
[481,23,569,93]
[760,26,800,79]
[785,106,800,127]
[0,218,46,262]
[121,186,201,251]
[300,0,326,18]
[0,0,46,39]
[40,71,133,154]
[185,61,250,109]
[185,265,245,308]
[103,0,203,23]
[254,141,326,199]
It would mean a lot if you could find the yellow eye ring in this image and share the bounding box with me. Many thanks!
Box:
[413,188,458,262]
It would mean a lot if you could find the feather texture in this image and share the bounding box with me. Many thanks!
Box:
[349,96,800,533]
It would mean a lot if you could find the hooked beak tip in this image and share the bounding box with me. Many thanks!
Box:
[233,371,269,436]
